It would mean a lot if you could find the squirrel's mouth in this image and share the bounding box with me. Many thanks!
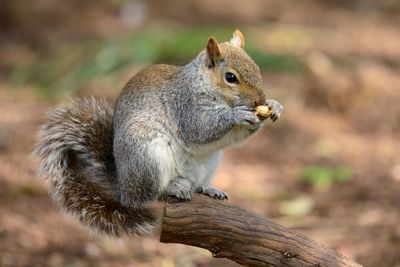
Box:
[231,91,266,109]
[254,91,267,107]
[232,96,252,108]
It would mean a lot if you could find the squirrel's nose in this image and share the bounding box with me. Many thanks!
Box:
[254,91,266,106]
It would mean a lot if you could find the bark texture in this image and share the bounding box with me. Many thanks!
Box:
[160,194,362,267]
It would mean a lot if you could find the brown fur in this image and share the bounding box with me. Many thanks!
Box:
[232,29,245,48]
[35,30,271,237]
[207,37,266,107]
[206,37,223,67]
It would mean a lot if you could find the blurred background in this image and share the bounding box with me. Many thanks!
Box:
[1,0,400,266]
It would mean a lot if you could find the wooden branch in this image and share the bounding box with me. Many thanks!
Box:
[159,194,362,267]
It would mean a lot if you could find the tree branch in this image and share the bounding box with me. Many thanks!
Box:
[159,194,362,267]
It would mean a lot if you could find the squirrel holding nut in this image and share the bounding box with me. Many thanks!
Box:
[35,30,283,236]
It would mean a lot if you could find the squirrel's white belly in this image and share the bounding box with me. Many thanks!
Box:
[180,151,221,188]
[149,137,221,190]
[148,137,178,190]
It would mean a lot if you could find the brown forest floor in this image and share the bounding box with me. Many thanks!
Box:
[1,1,400,267]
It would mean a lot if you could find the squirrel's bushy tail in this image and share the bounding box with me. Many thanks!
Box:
[35,98,155,236]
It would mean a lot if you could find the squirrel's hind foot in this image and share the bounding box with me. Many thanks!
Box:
[196,187,228,200]
[164,177,193,200]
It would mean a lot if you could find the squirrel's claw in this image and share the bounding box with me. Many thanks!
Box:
[196,187,228,200]
[265,99,284,122]
[171,190,192,200]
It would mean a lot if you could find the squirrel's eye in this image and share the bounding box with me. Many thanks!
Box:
[224,72,239,84]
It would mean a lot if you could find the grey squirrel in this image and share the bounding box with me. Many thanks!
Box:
[35,30,283,236]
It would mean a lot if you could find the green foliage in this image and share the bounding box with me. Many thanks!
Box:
[8,25,304,99]
[246,48,305,72]
[300,165,352,190]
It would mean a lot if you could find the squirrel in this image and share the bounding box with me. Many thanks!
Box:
[35,30,283,237]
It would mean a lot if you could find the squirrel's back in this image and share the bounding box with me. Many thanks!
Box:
[35,98,155,236]
[120,64,181,96]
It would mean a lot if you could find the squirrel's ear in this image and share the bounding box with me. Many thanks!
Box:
[230,29,244,49]
[206,36,222,68]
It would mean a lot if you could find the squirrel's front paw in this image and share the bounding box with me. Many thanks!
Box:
[232,105,260,130]
[196,187,228,200]
[265,99,284,122]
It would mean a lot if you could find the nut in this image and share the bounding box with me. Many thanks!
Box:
[255,105,271,120]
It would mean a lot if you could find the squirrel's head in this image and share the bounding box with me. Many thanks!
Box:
[203,30,265,108]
